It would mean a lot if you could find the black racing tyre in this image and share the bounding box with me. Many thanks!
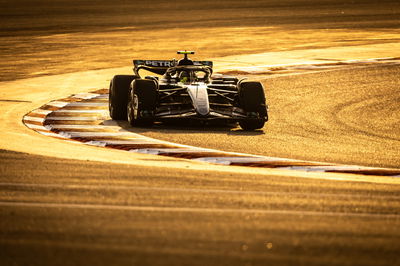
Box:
[238,81,268,130]
[127,79,158,127]
[109,75,136,120]
[239,119,266,131]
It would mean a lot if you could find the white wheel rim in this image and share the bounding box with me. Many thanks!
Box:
[133,94,139,120]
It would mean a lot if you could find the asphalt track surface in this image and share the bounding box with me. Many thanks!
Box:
[134,64,400,169]
[1,149,400,266]
[1,1,400,265]
[21,62,400,178]
[2,65,400,266]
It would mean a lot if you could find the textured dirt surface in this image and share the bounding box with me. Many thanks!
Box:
[1,0,399,81]
[136,65,400,168]
[1,149,400,266]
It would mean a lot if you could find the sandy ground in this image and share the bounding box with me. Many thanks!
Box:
[1,149,400,266]
[1,0,399,81]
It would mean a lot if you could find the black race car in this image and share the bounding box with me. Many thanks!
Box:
[109,51,268,130]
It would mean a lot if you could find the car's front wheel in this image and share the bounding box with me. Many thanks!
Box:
[127,79,157,127]
[109,75,136,120]
[238,81,268,130]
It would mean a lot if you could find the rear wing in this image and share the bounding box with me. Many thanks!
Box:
[133,60,213,76]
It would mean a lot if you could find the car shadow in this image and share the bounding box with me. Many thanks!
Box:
[113,120,265,136]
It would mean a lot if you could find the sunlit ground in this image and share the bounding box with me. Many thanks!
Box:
[1,0,399,81]
[1,26,399,81]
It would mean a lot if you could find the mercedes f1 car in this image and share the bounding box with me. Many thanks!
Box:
[108,51,268,130]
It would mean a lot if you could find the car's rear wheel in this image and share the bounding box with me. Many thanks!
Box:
[127,79,158,127]
[109,75,136,120]
[238,81,268,130]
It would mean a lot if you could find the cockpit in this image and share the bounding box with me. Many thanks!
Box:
[164,66,211,84]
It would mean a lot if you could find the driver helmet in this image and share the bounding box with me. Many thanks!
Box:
[179,70,191,83]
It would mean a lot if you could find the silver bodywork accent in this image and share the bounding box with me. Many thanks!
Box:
[186,84,210,116]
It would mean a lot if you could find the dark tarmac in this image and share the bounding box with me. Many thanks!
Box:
[1,149,400,266]
[138,64,400,168]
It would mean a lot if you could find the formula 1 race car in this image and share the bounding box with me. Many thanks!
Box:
[108,51,268,130]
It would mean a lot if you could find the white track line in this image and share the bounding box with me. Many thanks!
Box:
[45,116,102,121]
[24,123,51,131]
[92,140,165,145]
[56,132,139,138]
[45,101,69,108]
[66,102,108,107]
[85,141,107,147]
[95,94,110,99]
[279,165,378,172]
[52,109,107,113]
[194,157,265,165]
[38,131,69,138]
[46,124,113,129]
[0,201,398,218]
[131,148,218,155]
[23,116,45,123]
[71,93,101,99]
[28,109,53,115]
[194,156,295,164]
[84,139,165,146]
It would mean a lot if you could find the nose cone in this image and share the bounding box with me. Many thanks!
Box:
[187,84,210,116]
